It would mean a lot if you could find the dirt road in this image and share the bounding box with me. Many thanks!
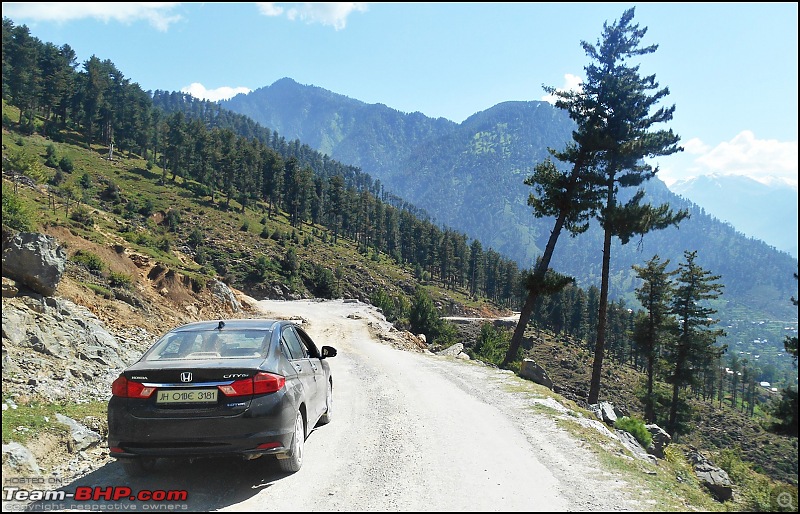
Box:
[223,299,648,512]
[13,299,650,512]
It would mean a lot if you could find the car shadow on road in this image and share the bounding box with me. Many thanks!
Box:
[19,454,294,512]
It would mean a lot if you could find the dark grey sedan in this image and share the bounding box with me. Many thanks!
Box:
[107,319,336,475]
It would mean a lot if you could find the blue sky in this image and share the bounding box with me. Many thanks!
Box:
[3,2,797,189]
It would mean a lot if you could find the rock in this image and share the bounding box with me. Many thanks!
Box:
[55,414,102,452]
[2,277,19,297]
[590,401,618,425]
[436,343,463,357]
[615,429,657,464]
[209,279,241,312]
[687,448,734,502]
[2,442,41,475]
[519,358,554,389]
[646,424,671,459]
[2,232,67,296]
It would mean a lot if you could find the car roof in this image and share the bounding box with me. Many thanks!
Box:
[170,319,288,332]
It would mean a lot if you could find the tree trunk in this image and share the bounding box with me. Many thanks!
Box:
[501,211,568,368]
[588,222,612,404]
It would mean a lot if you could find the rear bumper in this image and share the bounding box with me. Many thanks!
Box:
[108,391,296,459]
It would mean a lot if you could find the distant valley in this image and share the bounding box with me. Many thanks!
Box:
[669,174,798,259]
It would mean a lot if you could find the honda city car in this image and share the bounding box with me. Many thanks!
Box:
[107,318,336,476]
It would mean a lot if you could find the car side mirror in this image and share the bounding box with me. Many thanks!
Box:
[321,346,337,359]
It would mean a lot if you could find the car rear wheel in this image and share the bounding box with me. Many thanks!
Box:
[317,381,332,426]
[119,457,157,477]
[278,410,304,473]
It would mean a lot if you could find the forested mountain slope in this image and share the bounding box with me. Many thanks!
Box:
[221,79,798,324]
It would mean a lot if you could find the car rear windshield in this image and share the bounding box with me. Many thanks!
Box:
[144,329,272,361]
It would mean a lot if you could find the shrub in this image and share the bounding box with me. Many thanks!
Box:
[69,205,94,227]
[164,210,182,232]
[371,289,395,320]
[71,250,104,273]
[310,264,338,299]
[409,287,457,346]
[188,229,204,248]
[78,172,92,190]
[472,323,513,366]
[139,198,155,217]
[614,416,652,448]
[50,168,65,186]
[156,236,171,252]
[282,248,299,275]
[2,189,34,232]
[45,144,59,168]
[108,271,132,288]
[194,246,207,265]
[101,181,121,203]
[58,156,74,173]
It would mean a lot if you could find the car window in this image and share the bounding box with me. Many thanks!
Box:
[295,327,320,358]
[282,327,308,360]
[144,329,269,360]
[280,338,295,360]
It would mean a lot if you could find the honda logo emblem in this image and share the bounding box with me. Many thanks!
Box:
[180,372,192,383]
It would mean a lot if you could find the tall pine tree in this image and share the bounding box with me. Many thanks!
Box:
[584,8,689,404]
[632,254,677,423]
[666,250,726,436]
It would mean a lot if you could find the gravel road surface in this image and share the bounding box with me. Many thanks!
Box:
[11,299,651,512]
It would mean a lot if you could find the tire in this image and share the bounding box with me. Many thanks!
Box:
[278,410,305,473]
[317,381,333,426]
[119,457,157,477]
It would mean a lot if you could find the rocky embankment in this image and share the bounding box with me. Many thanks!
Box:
[2,229,255,482]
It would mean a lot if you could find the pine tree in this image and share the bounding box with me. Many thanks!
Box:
[502,7,690,372]
[583,8,689,404]
[666,250,726,436]
[632,254,677,423]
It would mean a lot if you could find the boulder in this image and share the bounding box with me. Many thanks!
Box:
[646,424,672,459]
[2,442,41,475]
[55,414,102,452]
[687,448,734,502]
[590,401,618,425]
[615,429,657,464]
[209,279,241,312]
[2,232,66,296]
[519,359,554,389]
[436,343,463,357]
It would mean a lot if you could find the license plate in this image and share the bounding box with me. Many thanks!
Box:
[156,388,218,404]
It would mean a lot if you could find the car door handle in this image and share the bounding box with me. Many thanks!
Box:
[294,364,302,372]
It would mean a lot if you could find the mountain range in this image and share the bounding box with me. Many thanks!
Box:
[220,78,798,325]
[670,174,798,258]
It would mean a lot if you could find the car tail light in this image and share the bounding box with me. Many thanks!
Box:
[218,372,285,397]
[111,375,156,398]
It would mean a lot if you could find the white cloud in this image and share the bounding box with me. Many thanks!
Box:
[655,131,798,188]
[1,2,183,31]
[181,83,251,102]
[541,73,582,104]
[256,2,368,30]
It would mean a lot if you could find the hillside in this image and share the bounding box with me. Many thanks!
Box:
[220,78,798,340]
[2,113,797,507]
